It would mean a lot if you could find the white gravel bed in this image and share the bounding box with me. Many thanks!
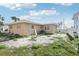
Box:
[0,38,33,48]
[0,34,67,48]
[33,36,54,44]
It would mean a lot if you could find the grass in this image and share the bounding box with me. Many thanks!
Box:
[0,45,7,49]
[0,38,78,56]
[0,32,23,41]
[0,33,78,56]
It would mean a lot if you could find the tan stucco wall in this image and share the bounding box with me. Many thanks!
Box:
[44,24,57,33]
[9,22,57,36]
[9,22,43,36]
[9,23,30,36]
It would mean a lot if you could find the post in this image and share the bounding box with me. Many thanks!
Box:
[34,29,37,37]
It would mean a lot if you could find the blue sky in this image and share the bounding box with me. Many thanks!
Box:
[0,3,79,28]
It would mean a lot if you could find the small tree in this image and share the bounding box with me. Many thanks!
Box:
[11,16,20,22]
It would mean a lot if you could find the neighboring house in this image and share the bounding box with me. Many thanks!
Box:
[9,20,57,36]
[0,24,9,33]
[43,24,57,33]
[72,12,79,36]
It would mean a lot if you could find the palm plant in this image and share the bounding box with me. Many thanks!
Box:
[11,16,20,22]
[0,15,4,25]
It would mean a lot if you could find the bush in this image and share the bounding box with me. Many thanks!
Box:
[0,37,10,42]
[31,45,41,49]
[0,45,7,49]
[66,33,74,41]
[5,33,22,40]
[38,30,53,35]
[38,30,46,34]
[73,32,78,38]
[44,33,53,35]
[0,32,23,41]
[14,34,22,38]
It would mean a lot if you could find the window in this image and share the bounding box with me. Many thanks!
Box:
[45,26,49,30]
[40,26,43,29]
[45,26,46,30]
[32,25,34,29]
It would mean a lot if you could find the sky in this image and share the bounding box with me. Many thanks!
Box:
[0,3,79,28]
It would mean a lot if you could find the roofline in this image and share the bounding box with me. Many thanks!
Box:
[9,22,57,26]
[8,20,57,26]
[9,21,43,26]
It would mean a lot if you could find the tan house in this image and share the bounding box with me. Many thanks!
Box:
[9,20,57,36]
[43,24,57,33]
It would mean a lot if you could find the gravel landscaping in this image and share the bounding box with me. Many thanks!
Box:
[0,34,67,48]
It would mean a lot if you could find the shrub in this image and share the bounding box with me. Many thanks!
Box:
[45,33,53,35]
[0,32,23,40]
[73,32,78,38]
[14,34,22,38]
[0,45,7,49]
[38,30,46,34]
[66,33,74,41]
[31,45,41,49]
[7,34,23,40]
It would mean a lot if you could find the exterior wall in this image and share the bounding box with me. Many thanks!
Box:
[9,23,31,36]
[44,24,57,33]
[9,22,44,36]
[49,25,57,33]
[9,22,57,36]
[28,24,43,35]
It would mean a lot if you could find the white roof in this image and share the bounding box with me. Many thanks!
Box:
[9,20,42,25]
[9,19,57,26]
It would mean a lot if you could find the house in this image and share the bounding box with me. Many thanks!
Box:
[9,20,57,36]
[66,11,79,37]
[43,24,57,33]
[72,12,79,37]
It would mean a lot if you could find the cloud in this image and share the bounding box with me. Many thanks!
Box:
[29,9,60,16]
[19,15,31,19]
[18,9,60,24]
[18,9,60,19]
[60,3,73,6]
[0,3,37,10]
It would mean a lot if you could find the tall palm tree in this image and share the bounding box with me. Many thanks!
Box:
[0,15,4,25]
[0,15,4,21]
[11,16,20,22]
